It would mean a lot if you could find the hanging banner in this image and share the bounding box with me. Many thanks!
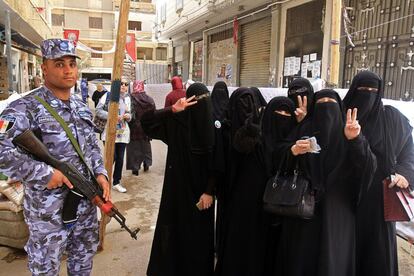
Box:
[233,17,239,46]
[63,29,80,46]
[126,33,136,62]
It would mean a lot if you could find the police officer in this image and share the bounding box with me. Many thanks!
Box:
[0,39,110,275]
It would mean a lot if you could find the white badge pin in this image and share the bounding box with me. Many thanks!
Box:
[214,120,222,129]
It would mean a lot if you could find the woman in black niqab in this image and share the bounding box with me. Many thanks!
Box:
[142,82,215,276]
[276,89,376,276]
[215,87,269,276]
[287,77,314,114]
[210,81,230,258]
[344,70,414,276]
[261,96,296,176]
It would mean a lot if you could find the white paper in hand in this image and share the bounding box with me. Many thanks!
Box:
[307,136,321,153]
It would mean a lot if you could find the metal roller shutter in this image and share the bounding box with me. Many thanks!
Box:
[240,17,271,87]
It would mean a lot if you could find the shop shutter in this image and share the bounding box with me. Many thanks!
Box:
[240,17,271,87]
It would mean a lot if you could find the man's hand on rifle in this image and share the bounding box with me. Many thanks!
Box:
[47,169,73,189]
[97,174,111,201]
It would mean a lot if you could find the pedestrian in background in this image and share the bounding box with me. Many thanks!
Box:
[0,38,109,275]
[92,83,107,108]
[164,76,186,107]
[96,77,131,193]
[127,80,155,176]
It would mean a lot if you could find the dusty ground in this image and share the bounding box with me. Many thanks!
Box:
[0,139,414,275]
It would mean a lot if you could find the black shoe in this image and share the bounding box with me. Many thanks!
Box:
[143,164,149,172]
[132,170,139,176]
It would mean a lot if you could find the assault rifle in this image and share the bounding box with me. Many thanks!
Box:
[13,129,140,240]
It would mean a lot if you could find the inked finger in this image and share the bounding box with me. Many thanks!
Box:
[303,96,308,109]
[346,109,352,123]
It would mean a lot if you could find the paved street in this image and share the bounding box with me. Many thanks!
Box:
[1,139,414,275]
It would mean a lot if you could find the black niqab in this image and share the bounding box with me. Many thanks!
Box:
[250,87,267,107]
[288,77,314,113]
[211,81,230,122]
[228,88,261,153]
[307,89,345,193]
[262,96,296,152]
[186,83,215,154]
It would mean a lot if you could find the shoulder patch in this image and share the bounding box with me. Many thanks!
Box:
[0,115,16,134]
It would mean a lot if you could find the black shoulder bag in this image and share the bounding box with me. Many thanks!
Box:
[263,155,315,219]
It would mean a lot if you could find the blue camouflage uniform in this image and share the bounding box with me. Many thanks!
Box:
[0,39,107,276]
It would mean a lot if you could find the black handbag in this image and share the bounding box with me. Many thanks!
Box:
[93,92,110,134]
[263,158,315,219]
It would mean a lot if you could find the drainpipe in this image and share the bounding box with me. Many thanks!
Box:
[5,9,13,95]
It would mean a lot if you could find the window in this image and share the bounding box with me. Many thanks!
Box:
[52,13,64,26]
[156,47,167,60]
[128,21,142,31]
[91,47,103,58]
[137,47,153,60]
[176,0,183,12]
[89,17,103,29]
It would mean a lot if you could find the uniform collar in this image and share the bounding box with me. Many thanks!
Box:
[41,85,78,110]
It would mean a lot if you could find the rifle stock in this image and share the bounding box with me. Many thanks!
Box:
[13,129,140,239]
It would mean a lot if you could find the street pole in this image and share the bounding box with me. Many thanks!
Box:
[189,41,194,80]
[98,0,130,251]
[5,10,13,96]
[328,0,342,87]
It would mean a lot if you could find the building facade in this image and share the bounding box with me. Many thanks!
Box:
[157,0,414,100]
[114,0,169,84]
[0,0,54,95]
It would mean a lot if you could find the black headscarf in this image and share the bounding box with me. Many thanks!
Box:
[288,77,314,113]
[306,89,345,193]
[343,70,413,175]
[262,96,296,152]
[211,81,230,122]
[228,87,261,153]
[261,96,296,175]
[343,70,384,156]
[186,83,215,154]
[250,87,267,108]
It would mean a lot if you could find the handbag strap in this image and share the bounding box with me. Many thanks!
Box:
[34,95,91,173]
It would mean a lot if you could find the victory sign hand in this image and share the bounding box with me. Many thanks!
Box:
[295,95,307,123]
[344,108,361,140]
[172,96,197,113]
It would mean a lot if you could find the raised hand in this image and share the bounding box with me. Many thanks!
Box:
[172,95,197,113]
[344,108,361,140]
[295,95,307,123]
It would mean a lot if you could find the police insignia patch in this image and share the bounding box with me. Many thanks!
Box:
[0,115,16,134]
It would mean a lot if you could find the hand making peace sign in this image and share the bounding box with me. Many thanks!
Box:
[295,95,307,123]
[172,95,198,113]
[344,108,361,140]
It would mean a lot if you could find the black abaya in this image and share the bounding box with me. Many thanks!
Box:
[276,90,377,276]
[142,83,215,276]
[344,71,414,276]
[215,88,269,276]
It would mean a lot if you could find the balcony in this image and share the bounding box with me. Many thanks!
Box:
[113,0,155,14]
[0,0,53,45]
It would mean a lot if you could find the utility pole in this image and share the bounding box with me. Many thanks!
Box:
[99,0,131,251]
[328,0,342,87]
[5,10,13,96]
